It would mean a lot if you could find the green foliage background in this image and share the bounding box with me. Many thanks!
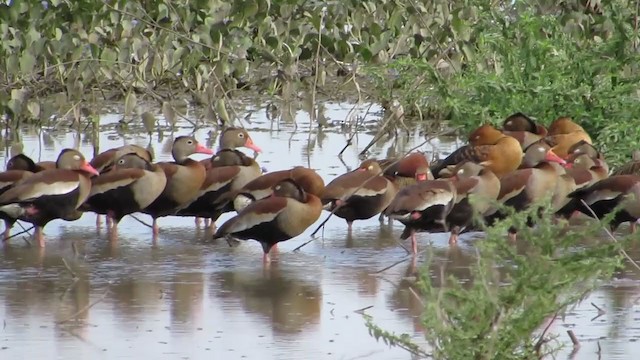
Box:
[3,0,640,167]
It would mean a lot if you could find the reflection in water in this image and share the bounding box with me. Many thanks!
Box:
[214,263,322,335]
[0,103,636,358]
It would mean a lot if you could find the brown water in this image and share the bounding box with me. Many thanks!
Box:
[0,102,638,359]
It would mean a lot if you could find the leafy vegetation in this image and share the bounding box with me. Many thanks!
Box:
[366,202,627,359]
[2,0,640,165]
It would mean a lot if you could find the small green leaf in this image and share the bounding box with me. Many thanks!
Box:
[19,52,36,75]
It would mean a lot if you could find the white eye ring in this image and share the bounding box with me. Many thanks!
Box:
[537,146,545,152]
[73,154,81,161]
[275,185,281,191]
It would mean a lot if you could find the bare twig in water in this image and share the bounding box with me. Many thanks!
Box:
[567,330,580,348]
[591,302,606,315]
[56,283,111,325]
[128,214,153,228]
[353,305,373,314]
[596,341,602,359]
[534,312,558,355]
[338,103,374,157]
[293,126,462,254]
[61,258,78,279]
[579,200,640,273]
[408,286,425,307]
[374,250,427,274]
[3,224,34,242]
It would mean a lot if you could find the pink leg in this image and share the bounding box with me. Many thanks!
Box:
[508,232,517,242]
[109,222,118,243]
[449,233,458,245]
[152,219,159,236]
[631,221,637,234]
[96,214,102,229]
[35,226,45,248]
[2,220,12,241]
[347,221,353,233]
[411,231,418,254]
[106,215,113,229]
[262,252,271,264]
[208,219,216,232]
[195,217,202,228]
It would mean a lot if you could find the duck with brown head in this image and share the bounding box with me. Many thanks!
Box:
[430,124,523,178]
[0,149,99,247]
[141,136,213,239]
[90,144,153,174]
[321,159,398,232]
[232,166,324,212]
[82,152,167,242]
[214,178,322,263]
[543,117,593,158]
[501,112,548,149]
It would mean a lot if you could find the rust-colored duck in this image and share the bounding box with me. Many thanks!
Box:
[322,159,398,231]
[431,124,523,178]
[141,136,213,237]
[0,149,99,247]
[214,177,322,263]
[233,167,324,212]
[82,153,167,241]
[543,117,592,158]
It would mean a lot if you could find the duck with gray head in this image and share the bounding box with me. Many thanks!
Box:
[0,149,99,247]
[140,136,213,239]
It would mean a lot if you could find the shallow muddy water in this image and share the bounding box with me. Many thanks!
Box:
[0,102,638,359]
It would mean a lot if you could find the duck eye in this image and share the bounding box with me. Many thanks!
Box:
[459,169,465,175]
[238,133,244,138]
[275,185,281,191]
[73,154,81,161]
[118,159,125,164]
[187,140,193,145]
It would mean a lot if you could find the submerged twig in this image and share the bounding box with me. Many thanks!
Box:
[128,214,153,228]
[61,258,78,279]
[353,305,373,314]
[56,283,111,325]
[567,330,580,348]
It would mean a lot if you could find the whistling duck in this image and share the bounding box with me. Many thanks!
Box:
[431,124,523,178]
[559,175,640,231]
[214,178,322,263]
[82,153,167,241]
[233,166,324,212]
[322,160,398,231]
[501,112,548,149]
[0,149,99,247]
[442,161,500,244]
[543,117,592,158]
[201,127,262,171]
[565,154,608,189]
[379,152,433,186]
[0,170,34,240]
[611,150,640,176]
[177,149,262,225]
[141,136,213,237]
[5,153,60,173]
[385,168,456,253]
[90,144,152,174]
[485,142,566,240]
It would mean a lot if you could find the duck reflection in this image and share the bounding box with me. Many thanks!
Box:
[343,223,398,250]
[212,262,321,334]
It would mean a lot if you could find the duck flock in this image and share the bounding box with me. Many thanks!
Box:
[0,113,638,262]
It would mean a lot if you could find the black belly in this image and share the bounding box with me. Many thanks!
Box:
[177,184,233,218]
[142,193,180,218]
[335,194,386,222]
[18,188,81,226]
[232,221,292,253]
[85,186,140,222]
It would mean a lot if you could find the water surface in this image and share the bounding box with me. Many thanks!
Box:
[0,102,637,359]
